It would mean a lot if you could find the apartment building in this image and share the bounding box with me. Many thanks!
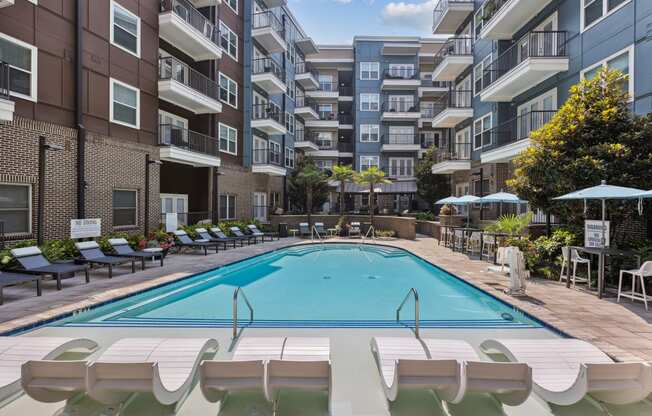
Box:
[429,0,651,221]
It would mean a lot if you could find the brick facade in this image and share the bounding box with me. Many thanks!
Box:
[218,162,284,221]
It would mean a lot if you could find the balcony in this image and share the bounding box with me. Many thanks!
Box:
[338,113,354,128]
[159,124,221,167]
[0,62,14,122]
[338,85,354,100]
[260,0,287,7]
[294,95,319,121]
[252,148,286,176]
[252,103,287,135]
[381,68,420,90]
[296,37,319,56]
[305,111,339,129]
[306,82,339,100]
[431,142,472,174]
[252,57,286,95]
[190,0,222,7]
[159,0,222,61]
[418,79,450,98]
[432,37,473,81]
[158,57,222,114]
[293,129,319,151]
[307,141,354,158]
[432,0,475,34]
[431,90,473,128]
[480,31,568,102]
[0,0,14,8]
[295,62,319,90]
[252,11,287,54]
[479,0,555,40]
[381,134,420,153]
[381,100,421,122]
[481,110,555,163]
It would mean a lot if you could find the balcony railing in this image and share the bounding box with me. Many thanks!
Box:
[432,89,473,116]
[252,103,284,125]
[421,79,451,88]
[252,10,285,39]
[158,56,220,100]
[252,57,286,82]
[338,142,354,153]
[421,106,435,118]
[0,61,9,99]
[339,113,354,124]
[383,67,418,80]
[484,110,555,151]
[295,95,318,110]
[382,100,418,113]
[252,148,283,166]
[435,142,472,162]
[159,124,219,157]
[338,85,354,96]
[318,111,338,121]
[318,81,337,92]
[483,31,568,90]
[160,0,220,45]
[434,37,473,67]
[295,61,318,78]
[433,0,475,31]
[479,0,510,26]
[382,134,418,145]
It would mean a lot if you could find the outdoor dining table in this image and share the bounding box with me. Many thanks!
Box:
[452,227,481,253]
[572,246,641,299]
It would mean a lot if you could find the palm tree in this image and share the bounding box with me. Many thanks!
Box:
[356,166,390,226]
[331,165,356,216]
[295,163,327,227]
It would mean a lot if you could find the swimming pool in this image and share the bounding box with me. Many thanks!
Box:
[54,244,541,329]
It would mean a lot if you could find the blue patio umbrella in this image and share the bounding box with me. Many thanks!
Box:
[435,196,460,205]
[479,192,527,217]
[448,195,480,225]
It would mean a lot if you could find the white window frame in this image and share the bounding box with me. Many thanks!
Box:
[360,124,380,142]
[285,112,295,134]
[360,93,380,111]
[218,122,238,155]
[0,32,38,102]
[474,55,491,96]
[113,188,138,228]
[219,72,238,108]
[219,193,236,220]
[388,157,414,178]
[219,21,238,61]
[473,113,492,150]
[0,182,32,235]
[581,0,631,32]
[109,78,140,129]
[360,62,380,80]
[359,156,379,171]
[225,0,238,14]
[285,147,295,168]
[580,45,634,100]
[110,0,141,58]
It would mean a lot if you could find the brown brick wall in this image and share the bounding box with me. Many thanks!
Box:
[218,162,284,221]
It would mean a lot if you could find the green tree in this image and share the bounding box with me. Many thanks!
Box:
[508,68,652,244]
[331,165,356,216]
[415,147,451,209]
[289,158,328,227]
[356,167,391,226]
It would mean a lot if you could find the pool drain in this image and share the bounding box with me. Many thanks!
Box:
[323,276,332,280]
[501,312,514,321]
[368,275,378,280]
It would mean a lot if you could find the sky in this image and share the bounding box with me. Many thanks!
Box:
[287,0,438,44]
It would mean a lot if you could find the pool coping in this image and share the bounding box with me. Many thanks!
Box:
[1,240,569,339]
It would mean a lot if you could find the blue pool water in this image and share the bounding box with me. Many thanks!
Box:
[54,244,541,329]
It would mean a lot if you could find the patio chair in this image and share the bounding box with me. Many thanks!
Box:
[247,224,279,242]
[229,227,258,244]
[467,231,482,256]
[209,227,248,247]
[313,222,326,238]
[194,228,229,250]
[348,222,361,238]
[173,230,220,255]
[481,338,652,407]
[560,247,591,288]
[481,236,497,261]
[75,241,136,278]
[299,222,311,238]
[371,337,531,406]
[108,238,164,270]
[10,246,90,290]
[618,261,652,310]
[0,271,41,304]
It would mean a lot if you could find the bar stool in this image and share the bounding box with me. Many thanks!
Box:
[618,261,652,310]
[560,247,591,288]
[467,232,482,256]
[481,235,496,261]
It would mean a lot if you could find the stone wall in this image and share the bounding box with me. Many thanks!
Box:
[269,215,417,240]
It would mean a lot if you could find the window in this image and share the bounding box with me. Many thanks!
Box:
[360,93,380,111]
[582,0,630,31]
[285,112,295,134]
[581,46,633,98]
[388,63,414,79]
[219,123,237,155]
[219,194,236,220]
[318,74,333,91]
[315,159,333,171]
[360,62,379,80]
[389,158,414,178]
[219,22,238,60]
[110,78,140,128]
[113,189,137,227]
[287,82,295,101]
[388,95,415,112]
[0,183,31,234]
[285,147,295,168]
[360,156,379,171]
[474,55,491,96]
[360,124,380,142]
[270,141,282,164]
[473,113,492,150]
[0,33,38,101]
[219,73,238,108]
[226,0,238,14]
[110,1,140,57]
[474,8,484,40]
[317,132,333,149]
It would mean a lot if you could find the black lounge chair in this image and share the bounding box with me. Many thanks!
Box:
[10,246,89,290]
[0,271,41,304]
[209,227,248,247]
[246,224,278,242]
[194,228,230,250]
[75,241,136,278]
[108,238,164,270]
[173,230,220,255]
[230,227,258,244]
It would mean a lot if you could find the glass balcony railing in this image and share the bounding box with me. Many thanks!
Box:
[252,57,286,82]
[252,10,285,39]
[158,56,220,100]
[159,124,219,157]
[160,0,220,46]
[483,110,556,152]
[252,148,283,166]
[252,103,284,125]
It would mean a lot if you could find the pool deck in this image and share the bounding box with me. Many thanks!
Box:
[0,236,651,362]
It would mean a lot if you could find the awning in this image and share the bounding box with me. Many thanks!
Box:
[330,180,417,194]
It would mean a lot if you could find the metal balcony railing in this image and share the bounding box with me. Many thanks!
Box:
[0,62,9,99]
[295,95,318,111]
[295,61,318,78]
[160,0,220,45]
[338,113,354,124]
[252,10,285,39]
[431,89,473,117]
[483,31,568,90]
[420,79,451,89]
[479,0,511,26]
[252,103,284,125]
[382,134,419,145]
[484,110,556,152]
[159,124,220,157]
[433,0,475,31]
[338,85,354,96]
[421,106,435,118]
[383,67,418,80]
[252,57,286,82]
[435,141,472,162]
[318,111,338,121]
[252,148,283,166]
[158,57,220,100]
[434,37,473,68]
[338,142,354,153]
[382,100,419,113]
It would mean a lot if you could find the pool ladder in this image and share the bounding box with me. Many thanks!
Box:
[232,287,254,339]
[362,225,376,243]
[311,225,324,244]
[396,288,420,338]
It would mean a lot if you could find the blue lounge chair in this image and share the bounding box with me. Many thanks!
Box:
[195,228,230,250]
[246,224,278,242]
[108,238,164,270]
[173,230,220,255]
[75,241,136,278]
[10,246,89,290]
[229,227,258,244]
[0,270,41,304]
[209,227,247,248]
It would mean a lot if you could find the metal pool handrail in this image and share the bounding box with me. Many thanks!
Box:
[396,288,420,338]
[362,225,376,242]
[311,225,323,243]
[232,287,254,339]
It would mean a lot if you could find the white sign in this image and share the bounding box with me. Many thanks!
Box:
[585,220,610,248]
[165,213,178,233]
[70,219,101,239]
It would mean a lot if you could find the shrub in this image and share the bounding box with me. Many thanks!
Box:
[506,229,578,279]
[0,239,37,268]
[375,229,396,238]
[484,212,533,236]
[415,211,435,221]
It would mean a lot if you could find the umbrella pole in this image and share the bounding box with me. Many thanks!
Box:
[599,199,606,298]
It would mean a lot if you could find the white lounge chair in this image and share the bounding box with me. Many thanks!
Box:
[481,338,652,407]
[349,222,361,238]
[371,337,531,406]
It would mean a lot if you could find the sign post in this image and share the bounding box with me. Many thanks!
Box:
[70,219,102,240]
[165,213,178,233]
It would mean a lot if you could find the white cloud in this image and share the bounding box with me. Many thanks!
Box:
[381,1,436,31]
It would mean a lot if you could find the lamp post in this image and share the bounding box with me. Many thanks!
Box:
[144,154,162,238]
[37,136,64,246]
